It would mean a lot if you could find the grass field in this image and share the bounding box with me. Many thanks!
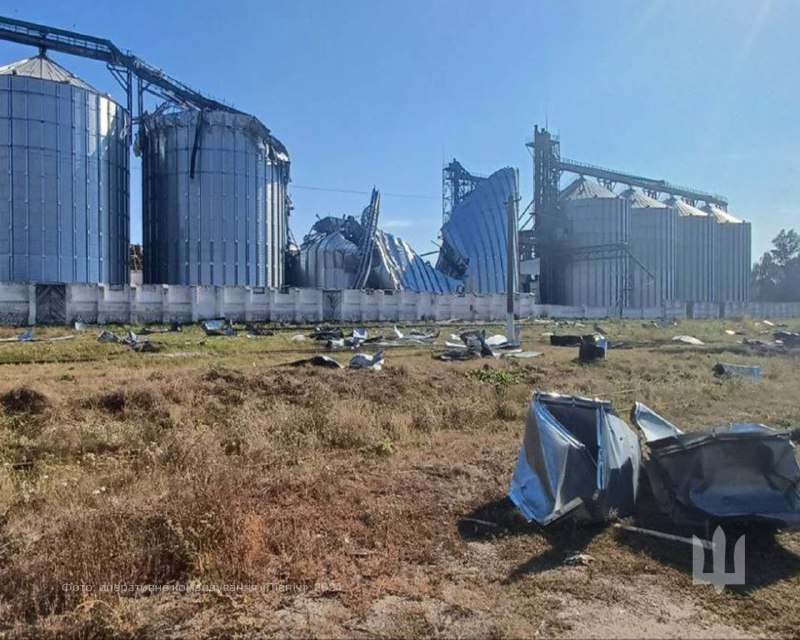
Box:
[0,317,798,639]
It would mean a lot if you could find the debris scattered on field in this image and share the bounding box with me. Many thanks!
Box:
[140,322,183,334]
[74,321,88,331]
[462,517,498,528]
[311,327,343,341]
[550,335,583,347]
[287,354,343,369]
[671,335,704,345]
[774,330,800,347]
[0,331,34,343]
[763,320,775,327]
[130,340,162,353]
[201,319,236,337]
[291,334,306,343]
[97,330,121,343]
[509,392,640,526]
[501,350,543,359]
[725,329,737,336]
[712,362,761,380]
[246,324,274,338]
[632,402,800,527]
[353,327,368,341]
[578,335,607,362]
[564,552,594,567]
[437,329,498,361]
[349,350,384,371]
[593,324,608,335]
[615,524,715,550]
[393,326,438,344]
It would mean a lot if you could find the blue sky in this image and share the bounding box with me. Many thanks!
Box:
[1,0,796,259]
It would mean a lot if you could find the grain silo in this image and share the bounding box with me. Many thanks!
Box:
[664,197,714,302]
[702,205,751,302]
[0,55,130,284]
[140,109,289,287]
[436,166,518,294]
[556,178,630,307]
[621,188,677,307]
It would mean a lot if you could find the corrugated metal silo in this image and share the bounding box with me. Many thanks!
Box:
[141,109,289,287]
[557,178,630,307]
[622,188,677,307]
[0,55,130,284]
[666,197,714,302]
[702,205,751,302]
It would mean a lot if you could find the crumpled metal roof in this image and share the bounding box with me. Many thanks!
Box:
[295,197,458,293]
[701,204,744,224]
[297,231,359,289]
[560,177,617,200]
[663,196,708,217]
[436,166,517,293]
[619,187,667,209]
[373,230,461,294]
[0,55,98,91]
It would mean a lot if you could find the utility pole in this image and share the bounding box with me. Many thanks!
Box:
[506,194,519,345]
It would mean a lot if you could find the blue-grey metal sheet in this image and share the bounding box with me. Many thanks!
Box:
[141,109,289,287]
[633,403,800,527]
[436,166,517,294]
[509,392,641,526]
[372,230,460,293]
[0,56,129,284]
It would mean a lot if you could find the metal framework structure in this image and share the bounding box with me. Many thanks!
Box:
[0,15,248,124]
[558,158,728,208]
[442,159,484,226]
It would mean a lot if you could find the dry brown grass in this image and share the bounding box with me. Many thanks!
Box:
[0,319,798,638]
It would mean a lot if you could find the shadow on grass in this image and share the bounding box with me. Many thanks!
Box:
[616,476,800,593]
[457,497,606,583]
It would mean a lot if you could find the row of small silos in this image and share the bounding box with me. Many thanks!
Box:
[0,55,290,287]
[548,178,751,307]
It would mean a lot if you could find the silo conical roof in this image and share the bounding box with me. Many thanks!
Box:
[701,204,743,224]
[560,177,617,200]
[0,55,98,91]
[663,196,707,217]
[619,187,667,208]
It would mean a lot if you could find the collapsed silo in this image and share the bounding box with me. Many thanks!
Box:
[621,189,677,307]
[0,55,130,284]
[665,197,714,302]
[556,178,630,308]
[436,166,518,294]
[702,205,751,302]
[140,109,289,287]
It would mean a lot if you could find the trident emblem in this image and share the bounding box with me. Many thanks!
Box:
[692,527,745,593]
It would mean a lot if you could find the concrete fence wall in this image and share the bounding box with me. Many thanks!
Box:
[1,283,799,325]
